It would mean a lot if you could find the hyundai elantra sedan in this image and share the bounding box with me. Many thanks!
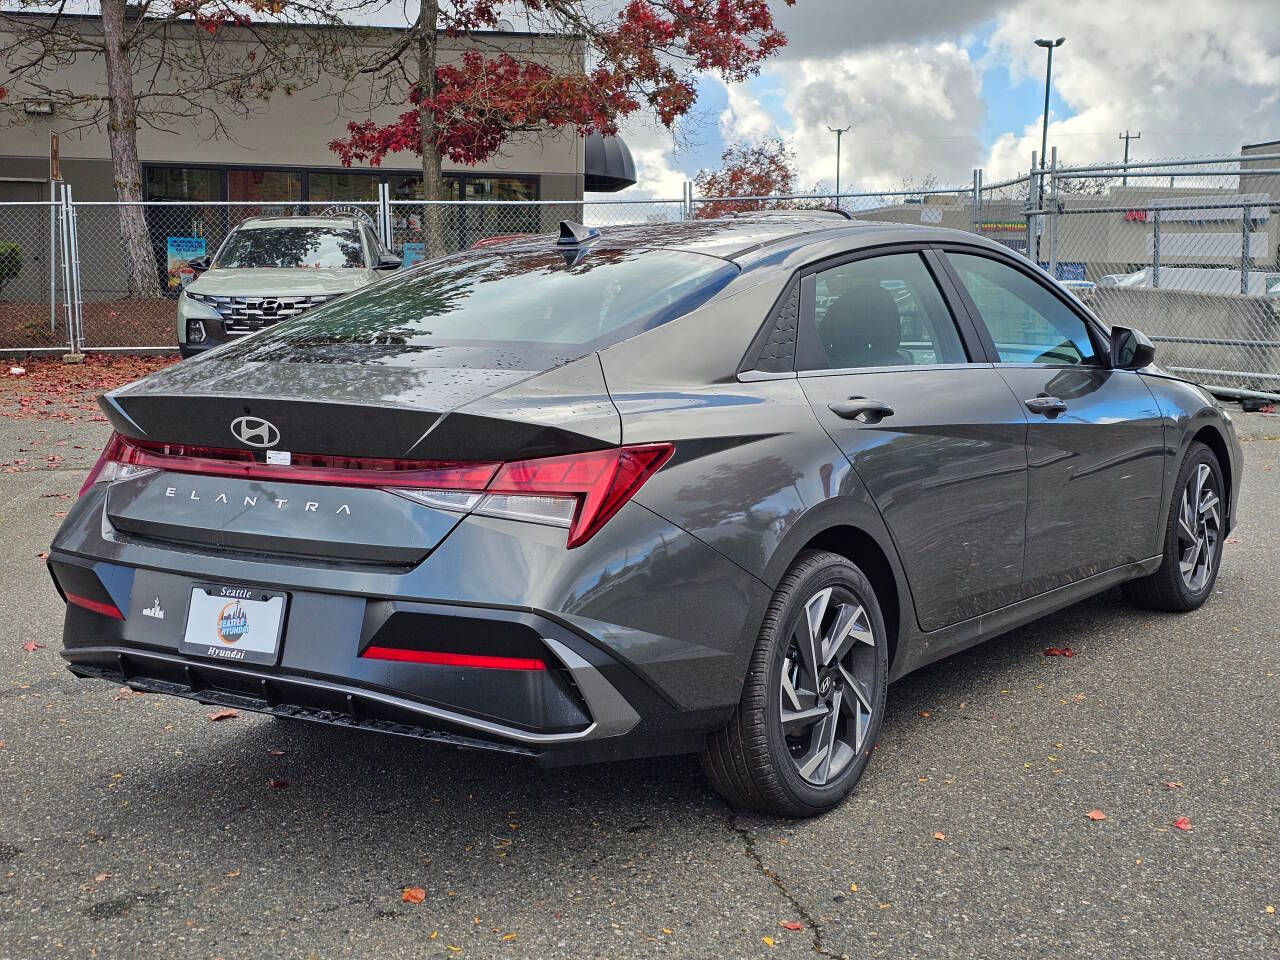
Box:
[49,214,1241,816]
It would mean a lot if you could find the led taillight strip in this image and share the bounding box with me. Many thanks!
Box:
[66,592,124,620]
[361,645,546,671]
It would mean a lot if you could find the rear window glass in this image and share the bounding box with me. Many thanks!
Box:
[216,227,365,269]
[228,246,738,360]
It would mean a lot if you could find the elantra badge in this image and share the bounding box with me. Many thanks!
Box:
[230,416,280,448]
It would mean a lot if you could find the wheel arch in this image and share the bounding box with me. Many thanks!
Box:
[1189,424,1233,526]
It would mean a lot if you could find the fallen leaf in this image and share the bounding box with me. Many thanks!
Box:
[1173,816,1192,830]
[501,933,516,941]
[1087,810,1107,821]
[849,882,858,892]
[762,936,775,947]
[225,869,241,878]
[661,928,672,935]
[206,708,239,722]
[1265,905,1275,914]
[94,872,112,883]
[1226,537,1240,544]
[918,710,931,718]
[402,886,426,904]
[1044,647,1076,657]
[36,551,48,560]
[446,946,461,953]
[779,921,803,931]
[21,641,44,653]
[932,831,946,840]
[266,778,289,789]
[1164,781,1183,790]
[267,749,285,756]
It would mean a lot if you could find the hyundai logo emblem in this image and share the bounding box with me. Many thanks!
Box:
[230,416,280,448]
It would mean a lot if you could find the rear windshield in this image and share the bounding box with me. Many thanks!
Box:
[224,246,738,361]
[216,227,365,269]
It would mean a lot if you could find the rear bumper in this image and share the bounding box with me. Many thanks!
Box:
[48,487,768,763]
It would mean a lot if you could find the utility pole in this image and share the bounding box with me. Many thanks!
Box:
[827,125,852,203]
[1118,130,1141,185]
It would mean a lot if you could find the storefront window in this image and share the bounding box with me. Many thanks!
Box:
[309,172,380,202]
[389,175,461,200]
[228,169,303,204]
[144,167,223,201]
[464,177,537,202]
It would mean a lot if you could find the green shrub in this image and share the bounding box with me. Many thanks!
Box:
[0,242,22,296]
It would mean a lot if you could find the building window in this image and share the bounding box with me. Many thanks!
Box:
[464,177,537,202]
[144,167,223,201]
[228,169,303,204]
[389,175,462,200]
[308,172,380,203]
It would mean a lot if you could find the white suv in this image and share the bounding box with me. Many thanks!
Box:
[177,214,401,357]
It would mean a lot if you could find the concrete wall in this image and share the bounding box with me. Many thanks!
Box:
[0,21,585,199]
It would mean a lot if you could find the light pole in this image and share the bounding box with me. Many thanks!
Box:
[827,125,852,203]
[1034,37,1065,197]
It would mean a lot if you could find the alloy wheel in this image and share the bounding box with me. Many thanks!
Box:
[779,587,878,787]
[1177,462,1221,593]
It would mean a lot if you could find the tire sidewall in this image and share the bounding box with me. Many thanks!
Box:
[762,555,889,812]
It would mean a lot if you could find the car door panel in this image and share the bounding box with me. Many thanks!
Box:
[938,248,1168,596]
[803,367,1029,630]
[794,249,1030,633]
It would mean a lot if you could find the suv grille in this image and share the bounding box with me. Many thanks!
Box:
[187,293,332,332]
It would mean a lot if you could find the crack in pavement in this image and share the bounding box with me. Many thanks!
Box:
[722,805,845,960]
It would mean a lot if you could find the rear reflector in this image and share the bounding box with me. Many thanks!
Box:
[80,433,674,548]
[361,645,546,671]
[65,591,124,620]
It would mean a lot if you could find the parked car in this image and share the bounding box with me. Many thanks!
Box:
[177,214,401,357]
[51,215,1241,817]
[1058,278,1096,303]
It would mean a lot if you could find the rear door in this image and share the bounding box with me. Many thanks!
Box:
[797,247,1030,632]
[939,248,1166,596]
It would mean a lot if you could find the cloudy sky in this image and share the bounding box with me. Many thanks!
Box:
[609,0,1280,199]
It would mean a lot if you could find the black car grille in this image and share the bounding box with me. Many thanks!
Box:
[187,293,331,332]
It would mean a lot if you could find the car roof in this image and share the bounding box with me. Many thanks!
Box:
[234,216,366,231]
[486,214,1014,265]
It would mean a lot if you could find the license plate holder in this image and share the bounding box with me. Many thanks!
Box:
[179,583,287,666]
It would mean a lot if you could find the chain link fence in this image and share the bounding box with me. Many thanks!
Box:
[1,157,1278,402]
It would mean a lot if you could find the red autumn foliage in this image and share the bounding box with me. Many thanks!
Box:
[329,1,793,169]
[1044,647,1076,657]
[693,138,804,219]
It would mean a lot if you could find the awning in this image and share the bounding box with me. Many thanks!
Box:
[583,133,637,193]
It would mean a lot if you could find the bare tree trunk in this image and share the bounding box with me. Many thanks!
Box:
[416,1,449,258]
[100,0,160,298]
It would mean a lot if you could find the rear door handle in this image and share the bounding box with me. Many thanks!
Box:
[828,397,895,423]
[1024,394,1068,417]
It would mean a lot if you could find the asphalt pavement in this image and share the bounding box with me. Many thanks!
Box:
[1,406,1277,960]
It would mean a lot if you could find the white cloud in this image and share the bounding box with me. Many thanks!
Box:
[982,0,1280,178]
[716,42,985,193]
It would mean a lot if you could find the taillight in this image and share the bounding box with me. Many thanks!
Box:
[78,433,673,548]
[481,444,674,548]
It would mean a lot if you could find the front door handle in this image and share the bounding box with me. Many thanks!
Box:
[1024,394,1068,417]
[829,397,895,424]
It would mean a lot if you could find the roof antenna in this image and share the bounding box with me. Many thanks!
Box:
[558,220,601,246]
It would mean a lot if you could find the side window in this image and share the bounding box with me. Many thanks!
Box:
[806,252,968,370]
[947,252,1099,365]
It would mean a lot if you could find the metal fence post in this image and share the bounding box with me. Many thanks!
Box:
[1152,209,1161,289]
[1025,151,1038,263]
[66,185,84,353]
[1048,147,1059,278]
[56,183,77,352]
[1241,204,1251,295]
[971,169,979,234]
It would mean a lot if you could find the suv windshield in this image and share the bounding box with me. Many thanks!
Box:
[227,245,738,362]
[215,226,366,269]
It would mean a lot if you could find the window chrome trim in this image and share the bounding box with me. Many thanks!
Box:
[796,361,991,378]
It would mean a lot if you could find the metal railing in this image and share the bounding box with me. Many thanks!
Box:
[1,155,1277,402]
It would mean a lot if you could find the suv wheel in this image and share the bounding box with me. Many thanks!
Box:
[1123,442,1225,611]
[701,550,889,817]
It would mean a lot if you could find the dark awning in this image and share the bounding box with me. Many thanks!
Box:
[584,133,637,193]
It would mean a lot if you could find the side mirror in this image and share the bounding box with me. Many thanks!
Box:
[375,253,403,271]
[1110,325,1156,370]
[187,255,211,273]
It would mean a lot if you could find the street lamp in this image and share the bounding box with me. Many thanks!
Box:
[827,125,852,203]
[1034,37,1065,180]
[1033,37,1064,262]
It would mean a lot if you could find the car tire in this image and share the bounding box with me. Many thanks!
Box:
[700,550,889,817]
[1122,442,1225,612]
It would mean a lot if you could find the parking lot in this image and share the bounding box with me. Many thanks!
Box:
[1,389,1277,960]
